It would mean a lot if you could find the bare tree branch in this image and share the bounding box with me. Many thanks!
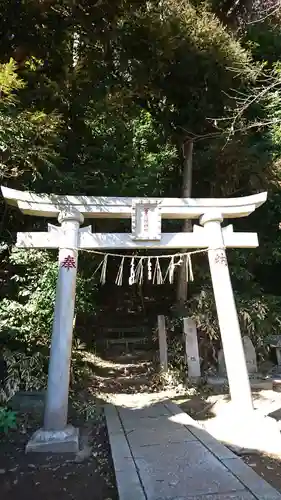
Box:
[247,1,281,24]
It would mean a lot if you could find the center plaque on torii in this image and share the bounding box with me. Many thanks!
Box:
[131,199,161,240]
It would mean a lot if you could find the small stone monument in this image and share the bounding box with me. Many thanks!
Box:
[218,336,257,377]
[183,318,201,380]
[242,335,257,375]
[218,348,227,376]
[264,335,281,371]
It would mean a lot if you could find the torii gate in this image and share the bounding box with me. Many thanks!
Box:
[1,186,267,453]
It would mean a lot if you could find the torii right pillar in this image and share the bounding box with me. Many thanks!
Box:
[200,210,253,413]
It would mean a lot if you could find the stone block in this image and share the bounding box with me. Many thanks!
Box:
[207,375,272,391]
[207,375,228,387]
[249,378,273,390]
[9,391,45,415]
[104,404,123,435]
[107,432,134,471]
[114,469,146,500]
[105,403,146,500]
[25,425,79,453]
[273,378,281,392]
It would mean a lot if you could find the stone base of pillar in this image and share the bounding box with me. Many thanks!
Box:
[26,425,79,453]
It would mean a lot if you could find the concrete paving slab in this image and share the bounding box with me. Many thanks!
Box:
[122,411,197,442]
[133,440,245,499]
[105,399,281,500]
[121,415,194,433]
[127,426,197,447]
[118,404,171,419]
[121,414,175,427]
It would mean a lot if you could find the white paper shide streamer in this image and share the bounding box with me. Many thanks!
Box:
[87,249,199,286]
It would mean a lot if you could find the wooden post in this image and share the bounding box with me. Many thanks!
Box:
[158,315,168,372]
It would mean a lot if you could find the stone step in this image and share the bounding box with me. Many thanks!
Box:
[105,336,151,348]
[105,362,153,377]
[102,375,151,387]
[105,350,155,363]
[104,344,154,358]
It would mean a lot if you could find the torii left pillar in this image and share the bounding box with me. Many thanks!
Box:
[26,209,83,453]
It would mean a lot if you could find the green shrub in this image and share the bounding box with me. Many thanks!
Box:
[0,407,17,434]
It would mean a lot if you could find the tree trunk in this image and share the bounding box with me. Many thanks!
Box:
[176,139,193,307]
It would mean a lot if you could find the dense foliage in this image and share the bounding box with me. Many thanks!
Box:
[1,0,281,388]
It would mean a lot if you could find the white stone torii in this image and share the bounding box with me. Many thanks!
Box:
[1,186,267,453]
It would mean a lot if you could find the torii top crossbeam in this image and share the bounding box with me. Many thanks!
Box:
[1,186,267,250]
[1,186,267,219]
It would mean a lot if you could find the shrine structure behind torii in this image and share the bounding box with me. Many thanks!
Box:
[1,186,267,453]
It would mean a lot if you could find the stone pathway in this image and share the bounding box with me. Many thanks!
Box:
[105,398,281,500]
